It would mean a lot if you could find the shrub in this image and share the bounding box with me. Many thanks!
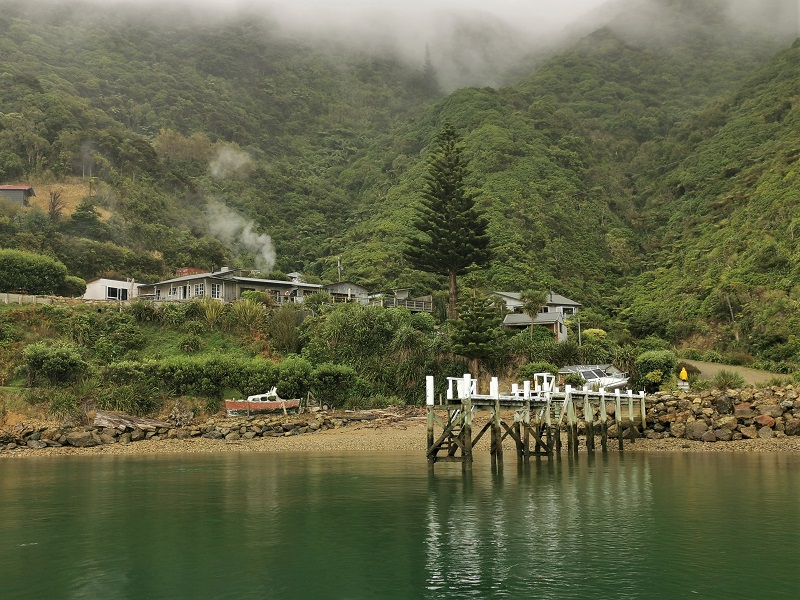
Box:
[179,334,204,353]
[680,348,703,360]
[276,356,313,399]
[0,249,68,294]
[200,297,226,330]
[701,350,725,363]
[229,359,280,397]
[517,362,558,382]
[57,275,87,297]
[711,370,745,390]
[126,300,160,323]
[48,388,82,423]
[635,350,677,391]
[96,381,162,415]
[311,363,356,407]
[22,342,90,386]
[563,373,586,388]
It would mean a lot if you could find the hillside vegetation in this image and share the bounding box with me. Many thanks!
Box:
[0,0,799,373]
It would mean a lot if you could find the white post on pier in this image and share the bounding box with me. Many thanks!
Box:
[426,376,435,406]
[490,377,500,400]
[639,391,647,431]
[460,373,471,400]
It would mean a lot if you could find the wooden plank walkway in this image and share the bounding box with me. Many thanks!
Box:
[426,373,647,470]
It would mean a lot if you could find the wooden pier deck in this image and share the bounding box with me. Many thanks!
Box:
[426,373,647,469]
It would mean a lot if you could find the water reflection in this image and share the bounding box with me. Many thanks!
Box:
[2,452,799,599]
[424,455,655,599]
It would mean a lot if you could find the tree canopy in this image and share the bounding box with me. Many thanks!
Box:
[404,124,490,318]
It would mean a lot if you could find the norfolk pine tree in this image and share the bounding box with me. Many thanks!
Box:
[404,124,490,319]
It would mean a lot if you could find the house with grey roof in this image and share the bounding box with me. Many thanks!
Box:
[139,267,322,304]
[491,290,581,317]
[502,311,569,342]
[0,185,35,207]
[492,290,580,341]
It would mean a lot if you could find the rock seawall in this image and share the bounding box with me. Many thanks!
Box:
[0,408,409,453]
[644,386,800,442]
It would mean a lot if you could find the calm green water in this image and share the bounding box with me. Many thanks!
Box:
[1,451,798,599]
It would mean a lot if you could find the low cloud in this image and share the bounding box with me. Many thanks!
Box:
[207,199,276,272]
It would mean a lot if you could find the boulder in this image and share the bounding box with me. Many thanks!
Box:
[758,426,774,439]
[734,403,755,419]
[754,415,776,428]
[784,418,800,437]
[739,425,758,439]
[714,429,733,442]
[715,395,734,414]
[756,404,784,419]
[670,423,686,439]
[130,428,145,442]
[685,420,709,441]
[713,415,738,431]
[26,439,48,450]
[225,432,241,441]
[701,431,717,443]
[99,433,117,445]
[65,431,100,448]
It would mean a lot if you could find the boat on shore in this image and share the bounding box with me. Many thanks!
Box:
[225,388,300,416]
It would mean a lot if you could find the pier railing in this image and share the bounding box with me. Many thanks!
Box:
[426,373,647,470]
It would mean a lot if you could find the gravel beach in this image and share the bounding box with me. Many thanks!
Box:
[3,409,800,459]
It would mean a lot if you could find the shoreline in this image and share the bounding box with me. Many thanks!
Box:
[3,414,800,459]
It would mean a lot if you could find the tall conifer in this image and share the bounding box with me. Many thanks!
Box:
[404,124,490,318]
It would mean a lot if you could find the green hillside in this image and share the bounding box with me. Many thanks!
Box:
[1,0,799,369]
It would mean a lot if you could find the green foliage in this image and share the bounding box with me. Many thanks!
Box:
[228,299,264,332]
[179,333,204,354]
[269,305,305,354]
[276,356,313,399]
[517,362,558,381]
[96,381,163,416]
[711,369,746,390]
[0,248,68,294]
[635,350,678,391]
[563,373,586,388]
[311,362,356,408]
[449,292,506,373]
[57,275,87,297]
[126,300,161,323]
[200,298,227,330]
[228,359,279,397]
[404,124,490,316]
[22,342,90,386]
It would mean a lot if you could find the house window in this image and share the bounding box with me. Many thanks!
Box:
[211,283,221,299]
[156,289,161,300]
[541,306,549,313]
[168,287,177,298]
[194,283,205,297]
[106,287,128,301]
[563,307,574,316]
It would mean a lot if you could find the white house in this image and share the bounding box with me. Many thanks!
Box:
[83,278,140,301]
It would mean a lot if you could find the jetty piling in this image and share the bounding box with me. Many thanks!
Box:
[426,373,646,469]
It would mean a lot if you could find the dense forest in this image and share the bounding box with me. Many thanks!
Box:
[1,0,799,374]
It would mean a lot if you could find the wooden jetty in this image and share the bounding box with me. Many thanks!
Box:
[425,373,647,469]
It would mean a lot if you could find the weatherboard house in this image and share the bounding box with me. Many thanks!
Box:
[492,290,582,342]
[140,267,323,304]
[0,185,35,207]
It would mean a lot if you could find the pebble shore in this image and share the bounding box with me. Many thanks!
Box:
[3,409,800,459]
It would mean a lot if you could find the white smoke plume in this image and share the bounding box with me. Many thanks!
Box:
[209,146,254,179]
[207,199,276,272]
